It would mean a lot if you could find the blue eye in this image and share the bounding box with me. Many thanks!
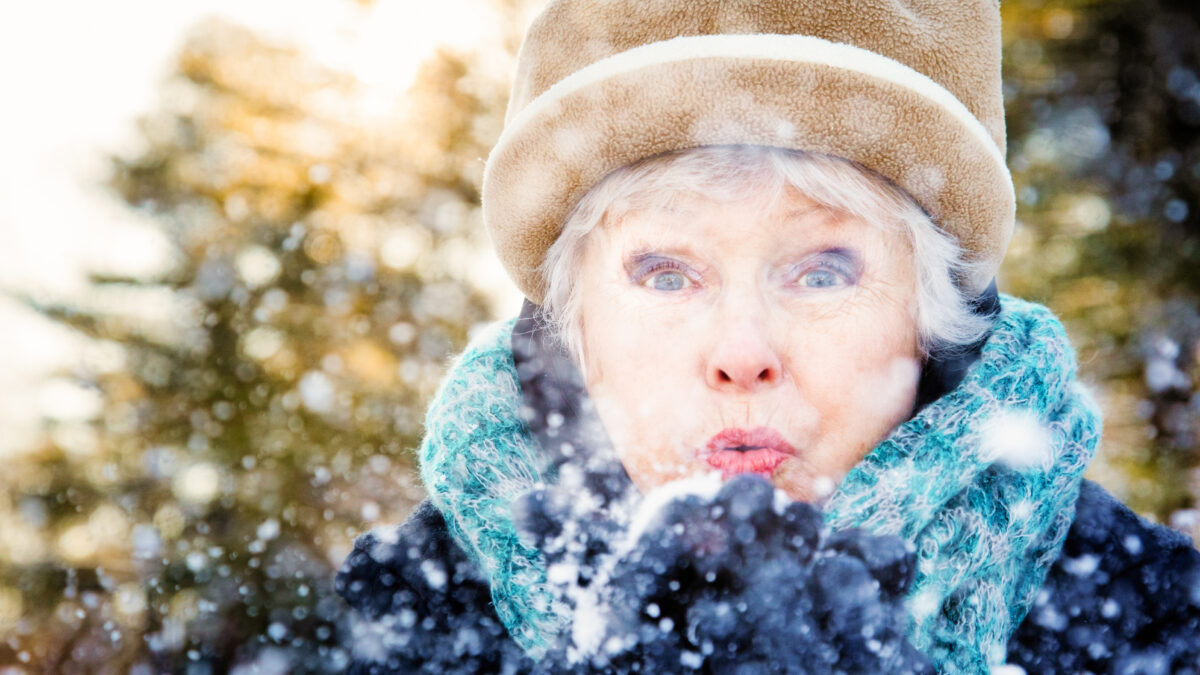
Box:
[789,249,861,290]
[798,269,844,288]
[650,271,688,291]
[629,254,696,292]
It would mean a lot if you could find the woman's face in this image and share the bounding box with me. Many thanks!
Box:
[577,185,922,502]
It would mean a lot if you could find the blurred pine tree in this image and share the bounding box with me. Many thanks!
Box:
[3,15,514,671]
[1001,0,1200,520]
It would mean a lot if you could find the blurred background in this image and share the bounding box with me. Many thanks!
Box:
[0,0,1197,671]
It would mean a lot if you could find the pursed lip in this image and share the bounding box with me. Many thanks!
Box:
[699,427,797,479]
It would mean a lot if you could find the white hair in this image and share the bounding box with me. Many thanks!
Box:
[540,145,992,367]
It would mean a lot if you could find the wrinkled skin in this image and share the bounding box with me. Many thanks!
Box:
[577,186,922,502]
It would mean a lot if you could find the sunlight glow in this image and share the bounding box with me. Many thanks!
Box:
[0,0,499,455]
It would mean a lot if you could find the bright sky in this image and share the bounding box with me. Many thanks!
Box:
[0,0,507,454]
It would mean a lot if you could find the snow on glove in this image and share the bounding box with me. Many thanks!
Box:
[338,502,535,674]
[515,474,933,674]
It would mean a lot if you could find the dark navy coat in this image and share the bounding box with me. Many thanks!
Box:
[335,481,1200,673]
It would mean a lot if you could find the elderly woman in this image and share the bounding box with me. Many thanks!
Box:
[337,1,1200,673]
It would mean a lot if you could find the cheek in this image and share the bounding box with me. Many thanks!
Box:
[785,310,920,446]
[585,330,699,441]
[581,308,710,489]
[586,373,704,491]
[788,308,917,379]
[581,286,699,385]
[846,353,921,433]
[582,302,654,387]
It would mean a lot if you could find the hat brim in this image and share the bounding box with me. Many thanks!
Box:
[482,34,1015,302]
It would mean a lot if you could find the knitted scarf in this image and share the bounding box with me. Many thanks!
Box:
[418,295,1101,671]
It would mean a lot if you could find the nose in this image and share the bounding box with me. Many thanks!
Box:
[704,316,784,394]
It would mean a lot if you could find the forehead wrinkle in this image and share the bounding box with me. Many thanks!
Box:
[602,181,900,263]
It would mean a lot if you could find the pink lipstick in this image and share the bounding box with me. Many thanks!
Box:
[701,427,796,479]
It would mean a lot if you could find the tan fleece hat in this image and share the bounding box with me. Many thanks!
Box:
[482,0,1015,302]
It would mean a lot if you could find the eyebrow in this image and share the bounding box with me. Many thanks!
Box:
[623,246,694,263]
[807,246,865,271]
[784,205,834,222]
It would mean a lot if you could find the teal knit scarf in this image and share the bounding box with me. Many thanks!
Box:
[418,295,1101,672]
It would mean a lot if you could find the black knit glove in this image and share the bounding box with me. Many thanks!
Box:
[336,502,536,674]
[514,474,933,674]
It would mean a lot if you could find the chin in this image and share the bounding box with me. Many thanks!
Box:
[768,463,839,504]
